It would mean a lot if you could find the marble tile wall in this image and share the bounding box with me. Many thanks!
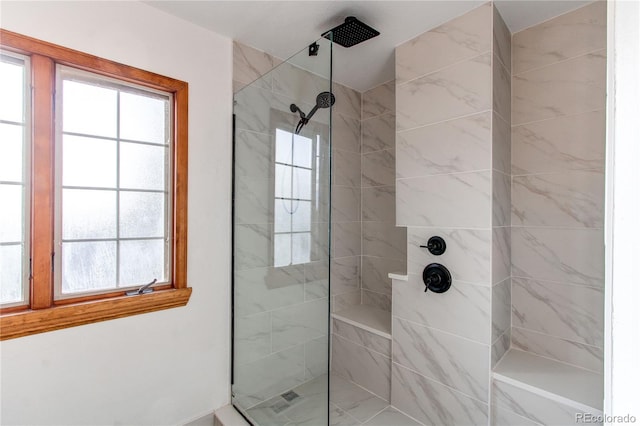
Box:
[510,1,606,374]
[361,80,406,312]
[393,3,495,423]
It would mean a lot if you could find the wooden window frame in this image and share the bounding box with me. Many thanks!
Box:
[0,30,191,340]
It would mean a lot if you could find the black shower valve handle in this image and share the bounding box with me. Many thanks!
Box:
[420,236,446,256]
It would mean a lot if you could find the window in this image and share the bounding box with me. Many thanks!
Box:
[0,30,190,340]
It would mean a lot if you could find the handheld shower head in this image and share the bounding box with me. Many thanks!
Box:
[292,91,335,134]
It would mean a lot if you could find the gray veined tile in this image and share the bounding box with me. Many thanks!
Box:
[234,129,272,179]
[492,226,511,285]
[393,274,491,343]
[305,336,329,379]
[332,186,361,223]
[397,171,491,229]
[363,407,421,426]
[333,290,361,313]
[492,329,511,368]
[332,335,391,401]
[512,51,606,125]
[407,227,491,285]
[305,260,329,301]
[362,290,392,313]
[512,110,605,175]
[396,2,492,84]
[333,113,361,154]
[493,5,511,73]
[512,169,605,228]
[235,264,305,316]
[333,318,391,356]
[492,278,511,341]
[330,373,389,423]
[329,403,360,426]
[235,84,309,134]
[333,149,361,188]
[512,1,606,75]
[233,41,279,88]
[272,61,330,106]
[362,113,395,154]
[333,82,362,120]
[493,54,511,123]
[331,255,360,296]
[235,312,271,365]
[493,170,511,227]
[234,224,273,270]
[396,53,492,131]
[511,326,603,373]
[272,298,328,352]
[332,222,361,259]
[512,277,604,346]
[512,227,604,287]
[235,176,272,225]
[391,363,488,426]
[362,80,395,120]
[361,255,405,296]
[396,111,491,179]
[362,222,406,260]
[362,186,396,223]
[393,317,490,401]
[492,113,511,175]
[492,404,541,426]
[362,149,395,188]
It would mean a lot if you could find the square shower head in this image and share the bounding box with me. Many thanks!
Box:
[323,16,380,48]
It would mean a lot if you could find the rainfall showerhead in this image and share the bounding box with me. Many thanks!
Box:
[323,16,380,48]
[290,91,336,134]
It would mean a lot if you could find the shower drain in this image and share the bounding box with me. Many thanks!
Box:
[269,390,302,414]
[281,390,300,402]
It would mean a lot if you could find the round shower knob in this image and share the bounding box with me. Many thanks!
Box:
[420,236,446,255]
[422,263,452,293]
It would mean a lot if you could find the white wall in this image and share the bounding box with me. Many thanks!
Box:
[0,2,232,425]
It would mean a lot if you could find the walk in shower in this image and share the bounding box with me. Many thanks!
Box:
[232,37,333,425]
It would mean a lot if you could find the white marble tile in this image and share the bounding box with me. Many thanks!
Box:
[333,290,361,313]
[512,277,604,346]
[333,149,361,188]
[235,176,272,225]
[310,221,330,262]
[362,149,395,188]
[332,186,361,223]
[397,171,491,228]
[492,113,511,175]
[362,186,395,223]
[512,51,606,125]
[492,329,511,368]
[512,1,606,75]
[492,380,600,426]
[330,373,389,423]
[331,255,360,296]
[333,318,391,357]
[330,403,360,426]
[361,255,405,296]
[511,326,603,374]
[233,41,279,88]
[235,85,307,133]
[363,407,421,426]
[305,336,329,379]
[393,274,491,343]
[396,3,492,84]
[391,363,488,426]
[234,129,271,179]
[272,298,328,352]
[284,377,330,425]
[244,394,292,425]
[305,260,329,301]
[332,335,391,401]
[362,80,395,120]
[492,404,541,426]
[333,113,361,154]
[233,345,306,408]
[393,317,490,401]
[512,227,604,287]
[272,61,330,106]
[397,53,492,131]
[492,278,511,341]
[362,290,391,313]
[234,224,273,270]
[407,227,491,285]
[492,226,511,285]
[235,265,305,316]
[235,312,271,365]
[512,110,605,175]
[512,169,605,228]
[493,55,511,123]
[362,222,406,260]
[493,5,511,73]
[396,111,491,178]
[333,82,362,120]
[362,113,395,153]
[332,222,361,258]
[493,170,511,227]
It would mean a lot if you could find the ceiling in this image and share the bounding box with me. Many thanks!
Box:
[146,0,590,92]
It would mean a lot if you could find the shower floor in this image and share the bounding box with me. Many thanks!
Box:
[244,373,420,425]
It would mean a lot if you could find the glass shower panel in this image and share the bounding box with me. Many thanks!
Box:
[233,37,332,425]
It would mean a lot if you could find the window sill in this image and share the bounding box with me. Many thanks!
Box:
[0,287,192,340]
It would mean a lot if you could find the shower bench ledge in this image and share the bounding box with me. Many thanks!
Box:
[493,348,603,415]
[332,304,391,339]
